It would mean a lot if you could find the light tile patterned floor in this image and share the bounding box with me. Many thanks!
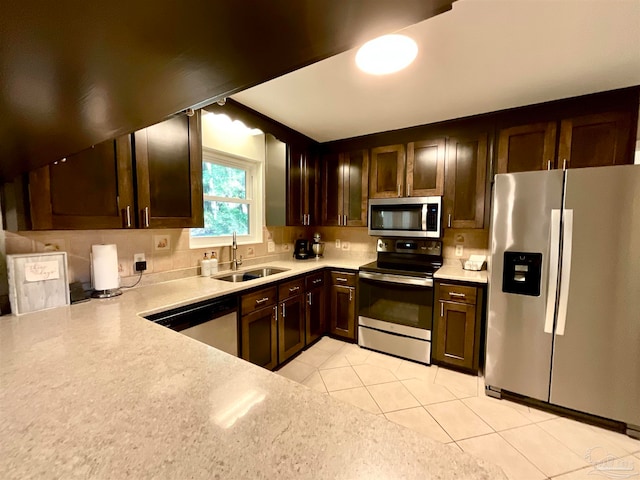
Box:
[276,336,640,480]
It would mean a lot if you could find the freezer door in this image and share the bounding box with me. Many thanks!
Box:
[486,170,564,401]
[550,165,640,426]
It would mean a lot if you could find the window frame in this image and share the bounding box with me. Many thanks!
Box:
[190,147,264,248]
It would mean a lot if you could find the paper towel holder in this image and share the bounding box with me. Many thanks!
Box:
[90,244,123,298]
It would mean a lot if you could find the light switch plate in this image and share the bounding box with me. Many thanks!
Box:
[133,253,145,263]
[267,241,275,253]
[335,239,341,249]
[455,245,464,257]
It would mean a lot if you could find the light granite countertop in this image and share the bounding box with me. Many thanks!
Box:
[435,262,489,284]
[0,257,504,479]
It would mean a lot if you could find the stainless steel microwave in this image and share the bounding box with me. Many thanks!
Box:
[368,197,442,238]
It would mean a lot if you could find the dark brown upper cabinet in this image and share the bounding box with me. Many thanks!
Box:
[444,133,488,230]
[134,113,203,228]
[406,138,445,196]
[497,111,634,174]
[369,144,405,198]
[321,150,369,226]
[29,112,203,230]
[497,122,557,174]
[558,111,633,169]
[287,145,319,226]
[370,140,445,199]
[29,136,135,230]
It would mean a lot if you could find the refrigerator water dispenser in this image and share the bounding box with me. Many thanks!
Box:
[502,252,542,296]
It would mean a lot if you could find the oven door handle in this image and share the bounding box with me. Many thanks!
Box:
[358,271,433,287]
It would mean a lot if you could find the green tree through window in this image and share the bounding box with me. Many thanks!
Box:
[192,161,250,237]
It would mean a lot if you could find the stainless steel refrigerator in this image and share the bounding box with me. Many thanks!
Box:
[486,165,640,438]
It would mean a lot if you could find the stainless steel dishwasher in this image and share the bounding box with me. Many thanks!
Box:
[144,296,239,356]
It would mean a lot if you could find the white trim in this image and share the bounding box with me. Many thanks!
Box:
[190,148,264,248]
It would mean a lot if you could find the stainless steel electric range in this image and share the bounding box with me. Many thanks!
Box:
[358,237,442,364]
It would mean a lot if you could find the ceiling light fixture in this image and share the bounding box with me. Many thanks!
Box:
[355,34,418,75]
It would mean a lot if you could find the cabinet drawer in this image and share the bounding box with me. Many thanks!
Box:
[278,278,304,300]
[439,283,477,305]
[305,271,325,290]
[331,271,357,287]
[241,286,277,314]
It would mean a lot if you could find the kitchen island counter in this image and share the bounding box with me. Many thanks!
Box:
[0,258,504,479]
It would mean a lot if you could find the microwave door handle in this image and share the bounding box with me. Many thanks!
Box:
[422,204,428,232]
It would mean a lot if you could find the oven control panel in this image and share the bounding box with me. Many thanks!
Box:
[376,238,441,256]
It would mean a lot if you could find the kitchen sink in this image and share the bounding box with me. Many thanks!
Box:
[214,267,289,282]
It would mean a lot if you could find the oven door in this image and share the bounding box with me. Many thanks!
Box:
[358,271,433,337]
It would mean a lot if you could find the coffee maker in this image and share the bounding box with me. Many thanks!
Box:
[294,239,311,260]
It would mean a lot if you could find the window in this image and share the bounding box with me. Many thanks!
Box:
[190,148,263,247]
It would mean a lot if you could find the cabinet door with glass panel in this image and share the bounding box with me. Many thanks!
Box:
[190,149,263,247]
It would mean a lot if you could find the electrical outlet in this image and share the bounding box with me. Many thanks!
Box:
[133,253,146,272]
[341,241,350,251]
[246,246,255,258]
[267,241,275,253]
[282,243,290,252]
[335,239,341,249]
[455,245,464,257]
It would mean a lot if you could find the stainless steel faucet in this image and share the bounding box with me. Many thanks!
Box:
[231,231,243,271]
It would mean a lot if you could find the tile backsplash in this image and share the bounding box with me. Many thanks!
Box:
[4,226,309,289]
[1,225,488,313]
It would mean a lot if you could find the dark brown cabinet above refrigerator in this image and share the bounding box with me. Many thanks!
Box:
[497,111,635,174]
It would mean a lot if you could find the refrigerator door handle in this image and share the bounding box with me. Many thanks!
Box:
[544,209,562,334]
[556,209,573,336]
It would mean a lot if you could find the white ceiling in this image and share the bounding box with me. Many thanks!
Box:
[232,0,640,143]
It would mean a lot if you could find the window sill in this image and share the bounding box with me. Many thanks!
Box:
[189,232,264,249]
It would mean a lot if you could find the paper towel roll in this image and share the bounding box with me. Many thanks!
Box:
[91,244,119,290]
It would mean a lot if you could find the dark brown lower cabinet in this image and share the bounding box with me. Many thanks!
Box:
[278,294,305,364]
[305,285,326,345]
[329,271,357,341]
[434,282,484,372]
[241,306,277,370]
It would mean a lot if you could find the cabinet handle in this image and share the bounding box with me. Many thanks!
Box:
[289,286,300,293]
[273,306,278,322]
[282,303,286,318]
[547,160,552,170]
[307,292,312,305]
[308,214,311,225]
[125,205,131,228]
[255,297,269,305]
[447,214,452,228]
[336,277,348,282]
[449,292,466,298]
[397,184,401,197]
[143,206,150,228]
[441,302,444,317]
[407,184,411,196]
[562,158,568,170]
[338,214,341,226]
[349,288,353,302]
[343,215,347,225]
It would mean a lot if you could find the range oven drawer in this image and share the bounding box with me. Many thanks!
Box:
[358,325,431,364]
